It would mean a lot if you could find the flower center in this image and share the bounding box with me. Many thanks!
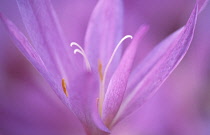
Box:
[98,35,133,115]
[69,35,133,115]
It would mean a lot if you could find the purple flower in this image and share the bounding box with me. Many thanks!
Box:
[0,0,208,134]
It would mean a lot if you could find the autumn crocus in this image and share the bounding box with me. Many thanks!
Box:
[0,0,208,134]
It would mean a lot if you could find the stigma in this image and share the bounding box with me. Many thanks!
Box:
[70,42,91,71]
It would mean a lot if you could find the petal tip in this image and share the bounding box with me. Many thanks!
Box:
[139,24,150,33]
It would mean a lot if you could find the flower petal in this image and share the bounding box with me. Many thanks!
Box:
[198,0,209,12]
[127,27,184,92]
[0,76,84,135]
[102,25,149,127]
[0,13,46,75]
[16,0,79,81]
[84,0,123,82]
[68,71,109,135]
[113,2,199,125]
[0,13,70,108]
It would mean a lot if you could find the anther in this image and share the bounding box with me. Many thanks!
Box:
[62,79,69,97]
[98,60,103,81]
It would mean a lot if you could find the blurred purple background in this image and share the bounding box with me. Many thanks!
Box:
[0,0,210,135]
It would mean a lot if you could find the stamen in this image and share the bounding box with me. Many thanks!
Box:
[98,60,104,116]
[98,60,103,81]
[70,42,91,71]
[99,83,104,116]
[98,35,133,115]
[62,79,68,97]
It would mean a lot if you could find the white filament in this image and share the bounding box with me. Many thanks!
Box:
[70,42,91,71]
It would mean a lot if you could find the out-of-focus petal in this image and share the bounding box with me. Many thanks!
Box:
[113,2,198,125]
[127,27,183,91]
[102,25,149,127]
[198,0,209,12]
[85,0,123,84]
[0,79,85,135]
[16,0,80,81]
[0,13,70,109]
[0,13,46,76]
[68,71,109,135]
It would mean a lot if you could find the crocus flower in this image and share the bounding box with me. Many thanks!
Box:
[0,0,208,135]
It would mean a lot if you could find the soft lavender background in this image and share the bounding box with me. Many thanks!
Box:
[0,0,210,135]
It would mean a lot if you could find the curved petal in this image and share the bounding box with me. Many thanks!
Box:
[67,71,109,135]
[113,2,199,125]
[84,0,123,84]
[0,13,46,76]
[102,25,149,127]
[0,13,70,108]
[16,0,80,82]
[127,27,184,92]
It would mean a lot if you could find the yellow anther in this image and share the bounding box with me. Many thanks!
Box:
[62,79,68,97]
[98,60,103,81]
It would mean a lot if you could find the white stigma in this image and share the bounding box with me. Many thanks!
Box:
[103,35,133,81]
[70,42,91,71]
[98,35,133,115]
